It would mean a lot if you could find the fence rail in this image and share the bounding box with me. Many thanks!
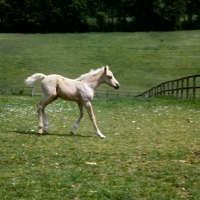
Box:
[135,74,200,99]
[2,75,200,99]
[0,86,35,96]
[0,86,138,98]
[95,90,138,98]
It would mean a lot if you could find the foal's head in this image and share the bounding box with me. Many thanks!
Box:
[103,66,120,89]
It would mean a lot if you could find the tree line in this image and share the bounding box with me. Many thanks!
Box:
[0,0,200,33]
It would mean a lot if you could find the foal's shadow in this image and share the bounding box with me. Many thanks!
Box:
[15,130,92,138]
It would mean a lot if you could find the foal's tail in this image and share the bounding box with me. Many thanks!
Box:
[25,73,46,85]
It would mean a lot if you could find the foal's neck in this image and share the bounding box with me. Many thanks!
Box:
[84,71,104,90]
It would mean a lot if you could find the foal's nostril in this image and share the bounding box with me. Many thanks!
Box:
[115,84,120,89]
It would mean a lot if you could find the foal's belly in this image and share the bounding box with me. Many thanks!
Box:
[57,87,80,101]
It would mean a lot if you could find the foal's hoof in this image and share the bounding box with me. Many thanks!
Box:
[99,135,106,138]
[38,129,43,136]
[70,131,74,135]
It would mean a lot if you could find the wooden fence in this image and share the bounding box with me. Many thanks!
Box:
[2,75,200,99]
[0,86,35,96]
[135,74,200,99]
[0,86,138,98]
[94,90,138,98]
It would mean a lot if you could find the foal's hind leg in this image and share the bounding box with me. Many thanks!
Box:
[70,103,84,134]
[37,101,44,134]
[36,95,56,134]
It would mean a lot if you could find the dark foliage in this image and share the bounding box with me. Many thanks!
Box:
[0,0,200,32]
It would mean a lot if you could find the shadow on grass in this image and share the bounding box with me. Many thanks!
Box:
[15,130,93,138]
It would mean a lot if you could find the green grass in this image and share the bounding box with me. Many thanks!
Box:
[0,31,200,199]
[0,96,200,199]
[1,31,200,93]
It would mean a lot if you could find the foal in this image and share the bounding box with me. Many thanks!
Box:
[25,66,120,138]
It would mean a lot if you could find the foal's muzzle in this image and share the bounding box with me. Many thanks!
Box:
[114,84,120,89]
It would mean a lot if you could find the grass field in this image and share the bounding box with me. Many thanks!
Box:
[1,31,200,93]
[0,96,200,199]
[0,31,200,199]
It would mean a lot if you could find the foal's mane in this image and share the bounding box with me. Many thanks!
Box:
[76,67,104,81]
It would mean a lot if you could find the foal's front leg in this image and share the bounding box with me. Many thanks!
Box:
[37,103,44,134]
[85,101,105,138]
[43,108,49,132]
[70,103,84,134]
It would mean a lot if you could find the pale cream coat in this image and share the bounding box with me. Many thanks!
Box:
[25,66,120,138]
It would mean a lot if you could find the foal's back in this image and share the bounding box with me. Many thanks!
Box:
[41,75,92,102]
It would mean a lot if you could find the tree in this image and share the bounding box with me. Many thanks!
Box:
[64,0,88,32]
[161,0,187,30]
[0,1,6,27]
[132,0,164,31]
[0,0,199,32]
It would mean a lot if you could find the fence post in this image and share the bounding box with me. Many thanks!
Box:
[176,80,179,98]
[167,82,169,96]
[193,76,196,99]
[155,86,158,97]
[149,89,152,97]
[172,81,174,96]
[159,84,161,96]
[186,78,189,99]
[160,84,162,95]
[163,83,166,96]
[181,78,184,99]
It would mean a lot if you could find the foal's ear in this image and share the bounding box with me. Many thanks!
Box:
[104,65,109,74]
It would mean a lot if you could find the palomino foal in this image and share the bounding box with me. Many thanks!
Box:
[25,66,120,138]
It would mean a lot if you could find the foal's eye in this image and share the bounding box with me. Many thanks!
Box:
[108,76,112,79]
